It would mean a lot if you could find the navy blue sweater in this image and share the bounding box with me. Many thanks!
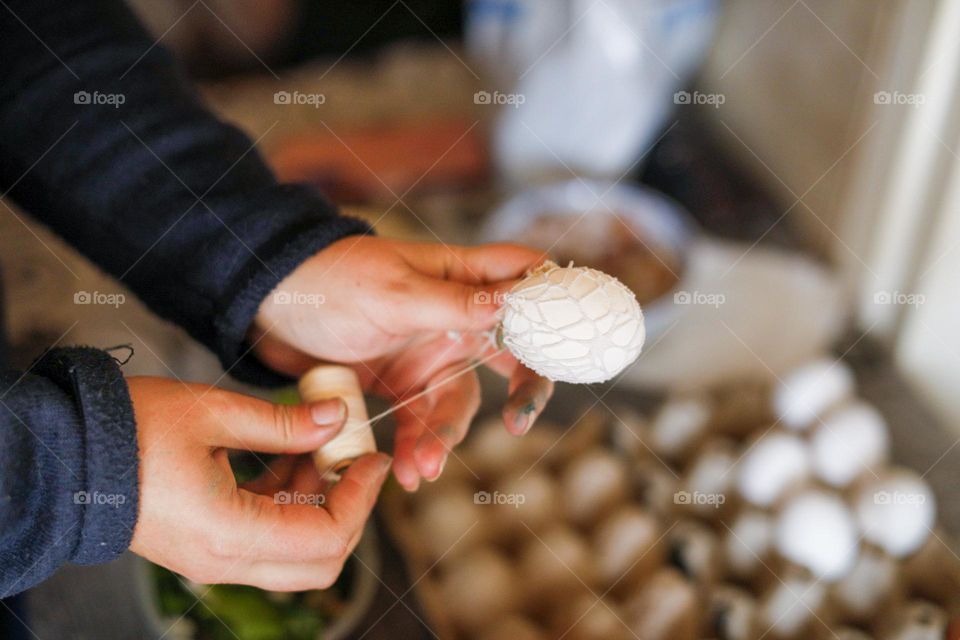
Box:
[0,0,370,596]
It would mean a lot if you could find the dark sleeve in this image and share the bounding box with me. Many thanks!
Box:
[0,348,138,598]
[0,0,371,385]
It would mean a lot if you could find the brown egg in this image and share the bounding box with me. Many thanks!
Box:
[478,615,545,640]
[491,469,561,539]
[561,448,630,527]
[592,506,664,592]
[551,593,631,640]
[623,568,701,640]
[439,547,520,631]
[414,484,486,563]
[519,525,595,599]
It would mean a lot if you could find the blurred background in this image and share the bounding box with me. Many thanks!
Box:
[6,0,960,638]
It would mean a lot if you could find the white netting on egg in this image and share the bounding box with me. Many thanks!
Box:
[501,261,645,384]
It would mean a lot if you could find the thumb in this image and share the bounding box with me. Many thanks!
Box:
[201,394,347,453]
[406,276,516,332]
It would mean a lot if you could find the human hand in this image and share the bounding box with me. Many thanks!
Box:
[127,376,391,591]
[252,236,555,490]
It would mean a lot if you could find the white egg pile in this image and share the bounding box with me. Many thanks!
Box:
[382,357,959,640]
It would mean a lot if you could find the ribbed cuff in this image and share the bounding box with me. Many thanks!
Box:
[213,212,373,386]
[32,346,138,564]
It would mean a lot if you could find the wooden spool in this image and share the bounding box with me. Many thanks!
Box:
[298,365,376,478]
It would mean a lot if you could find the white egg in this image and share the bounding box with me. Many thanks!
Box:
[810,401,889,487]
[440,547,519,630]
[501,261,645,384]
[773,358,854,430]
[593,506,664,588]
[415,485,485,562]
[561,449,629,525]
[775,489,859,582]
[723,509,775,580]
[520,525,594,596]
[649,396,711,462]
[736,432,810,508]
[853,469,935,558]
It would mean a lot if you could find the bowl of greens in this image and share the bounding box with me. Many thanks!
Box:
[137,524,380,640]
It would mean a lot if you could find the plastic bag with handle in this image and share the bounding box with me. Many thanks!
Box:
[466,0,719,182]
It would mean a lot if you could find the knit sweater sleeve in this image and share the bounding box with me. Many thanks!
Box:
[0,0,371,385]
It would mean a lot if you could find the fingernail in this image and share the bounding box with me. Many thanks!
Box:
[311,398,347,426]
[376,454,393,475]
[514,401,538,434]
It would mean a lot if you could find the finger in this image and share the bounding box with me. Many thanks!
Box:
[323,453,392,534]
[237,559,344,592]
[224,453,390,562]
[413,368,481,481]
[201,394,346,453]
[397,242,545,284]
[503,372,554,436]
[401,275,517,333]
[482,350,555,435]
[392,402,429,492]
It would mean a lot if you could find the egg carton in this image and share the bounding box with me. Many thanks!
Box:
[380,361,960,639]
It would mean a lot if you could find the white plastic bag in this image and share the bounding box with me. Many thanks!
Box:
[466,0,719,182]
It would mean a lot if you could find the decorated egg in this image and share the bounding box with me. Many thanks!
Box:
[500,261,645,384]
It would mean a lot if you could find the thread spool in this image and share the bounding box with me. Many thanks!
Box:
[298,365,375,478]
